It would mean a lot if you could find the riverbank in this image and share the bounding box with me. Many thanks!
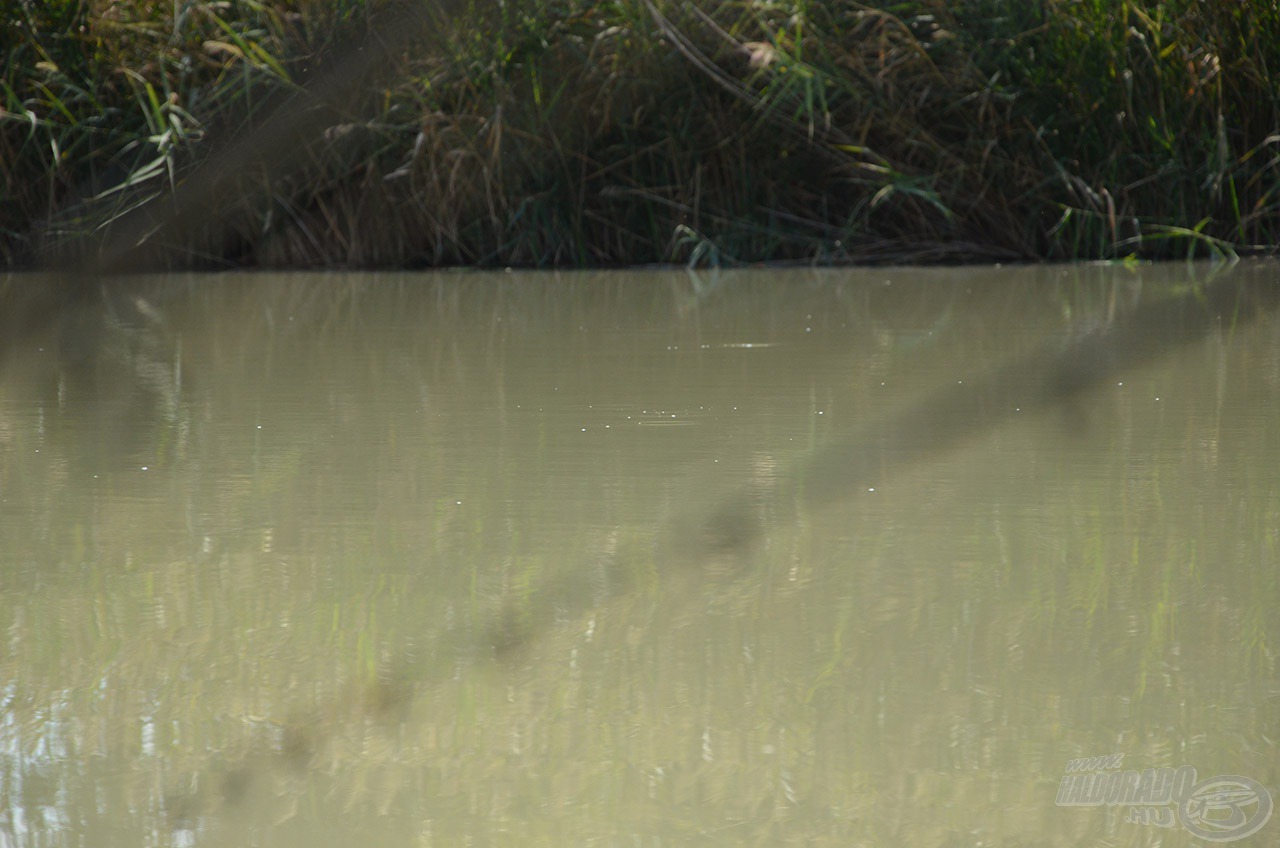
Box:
[4,0,1278,269]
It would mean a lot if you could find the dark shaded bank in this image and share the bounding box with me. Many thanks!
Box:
[4,0,1280,270]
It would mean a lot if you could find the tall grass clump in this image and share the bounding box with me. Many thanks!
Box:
[3,0,1279,268]
[0,0,310,265]
[955,0,1280,258]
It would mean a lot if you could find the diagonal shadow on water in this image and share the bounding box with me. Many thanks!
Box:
[158,267,1279,830]
[483,270,1280,661]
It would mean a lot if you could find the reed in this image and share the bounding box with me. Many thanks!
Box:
[3,0,1278,268]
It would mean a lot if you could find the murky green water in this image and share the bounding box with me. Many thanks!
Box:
[1,263,1277,847]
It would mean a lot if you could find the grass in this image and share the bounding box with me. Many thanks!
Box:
[2,0,1279,269]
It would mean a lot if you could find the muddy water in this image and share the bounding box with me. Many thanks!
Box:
[1,263,1277,847]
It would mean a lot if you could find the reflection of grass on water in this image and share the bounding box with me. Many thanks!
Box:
[2,269,1277,844]
[4,1,1280,268]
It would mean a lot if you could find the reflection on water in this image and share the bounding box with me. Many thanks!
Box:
[1,263,1278,846]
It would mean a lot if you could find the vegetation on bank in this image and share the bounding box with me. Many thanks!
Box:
[3,0,1279,269]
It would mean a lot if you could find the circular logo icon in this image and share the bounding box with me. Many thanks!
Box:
[1179,775,1273,842]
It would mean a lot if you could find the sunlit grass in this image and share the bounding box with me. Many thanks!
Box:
[3,1,1279,268]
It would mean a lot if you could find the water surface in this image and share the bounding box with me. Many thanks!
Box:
[1,263,1277,846]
